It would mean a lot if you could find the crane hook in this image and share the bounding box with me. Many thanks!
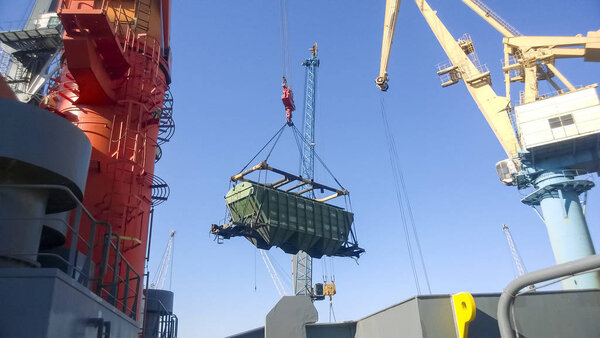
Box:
[281,76,295,125]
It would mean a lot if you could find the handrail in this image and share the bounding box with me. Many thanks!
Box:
[497,254,600,338]
[0,183,141,320]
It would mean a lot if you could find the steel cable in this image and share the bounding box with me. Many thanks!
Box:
[291,124,346,190]
[279,0,292,85]
[237,123,287,174]
[379,93,432,294]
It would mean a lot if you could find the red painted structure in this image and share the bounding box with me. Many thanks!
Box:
[0,74,17,100]
[44,0,172,320]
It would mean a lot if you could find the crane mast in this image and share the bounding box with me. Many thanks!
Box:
[502,225,527,277]
[292,43,320,297]
[261,250,287,298]
[502,225,535,291]
[151,230,176,290]
[377,0,600,289]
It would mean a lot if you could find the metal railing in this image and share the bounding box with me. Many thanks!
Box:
[0,184,141,320]
[156,299,178,338]
[0,49,11,77]
[159,313,178,338]
[57,0,168,114]
[497,254,600,338]
[518,84,588,105]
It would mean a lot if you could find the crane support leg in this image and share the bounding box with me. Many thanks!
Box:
[522,171,600,289]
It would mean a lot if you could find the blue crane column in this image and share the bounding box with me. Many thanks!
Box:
[521,167,599,289]
[292,44,319,296]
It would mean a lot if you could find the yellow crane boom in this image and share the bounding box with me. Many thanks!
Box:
[376,0,401,91]
[378,0,519,158]
[377,0,600,159]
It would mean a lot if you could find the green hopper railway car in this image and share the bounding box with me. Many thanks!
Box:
[212,181,363,258]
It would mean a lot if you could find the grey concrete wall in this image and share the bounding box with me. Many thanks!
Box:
[0,268,139,338]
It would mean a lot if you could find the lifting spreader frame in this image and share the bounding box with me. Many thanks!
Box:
[231,161,348,203]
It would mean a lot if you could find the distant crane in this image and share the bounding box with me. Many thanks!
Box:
[150,230,176,290]
[502,225,535,291]
[292,43,320,297]
[377,0,600,290]
[260,250,287,297]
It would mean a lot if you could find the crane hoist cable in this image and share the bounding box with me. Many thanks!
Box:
[279,0,296,125]
[379,94,431,295]
[291,124,347,192]
[329,297,337,323]
[237,123,287,174]
[279,0,292,85]
[235,122,349,195]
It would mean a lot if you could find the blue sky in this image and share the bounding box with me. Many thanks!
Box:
[2,0,600,337]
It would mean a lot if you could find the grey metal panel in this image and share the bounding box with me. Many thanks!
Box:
[0,98,92,210]
[265,296,318,338]
[0,99,91,266]
[416,296,457,338]
[0,269,53,337]
[226,327,264,338]
[306,322,356,338]
[469,294,502,337]
[355,297,424,338]
[0,268,139,338]
[473,291,600,338]
[226,291,600,338]
[144,289,175,338]
[145,289,174,313]
[0,187,48,266]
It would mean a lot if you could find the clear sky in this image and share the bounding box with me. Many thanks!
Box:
[2,0,600,337]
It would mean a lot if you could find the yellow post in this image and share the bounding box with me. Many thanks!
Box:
[451,292,476,338]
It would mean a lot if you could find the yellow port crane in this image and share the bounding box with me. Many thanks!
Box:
[377,0,600,290]
[377,0,600,159]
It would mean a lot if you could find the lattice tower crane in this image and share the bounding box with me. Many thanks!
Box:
[502,225,527,277]
[260,250,287,297]
[377,0,600,289]
[502,224,535,291]
[292,43,320,297]
[150,230,176,290]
